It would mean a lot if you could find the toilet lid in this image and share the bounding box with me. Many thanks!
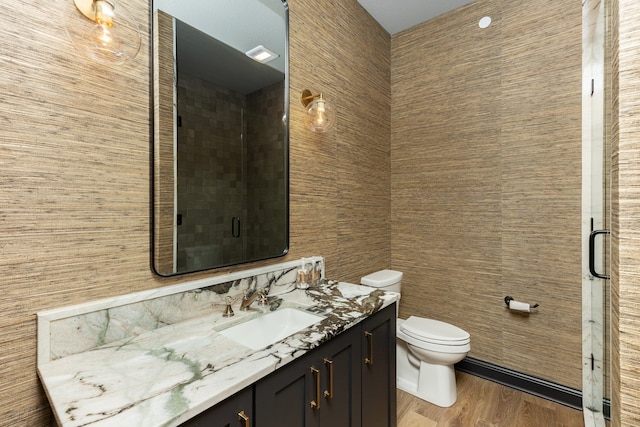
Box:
[400,317,470,344]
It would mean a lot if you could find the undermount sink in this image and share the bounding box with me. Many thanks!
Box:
[219,308,325,350]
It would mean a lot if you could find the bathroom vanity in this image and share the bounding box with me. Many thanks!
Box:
[37,258,397,427]
[184,303,396,427]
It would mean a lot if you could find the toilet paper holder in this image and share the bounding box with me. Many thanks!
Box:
[504,296,539,312]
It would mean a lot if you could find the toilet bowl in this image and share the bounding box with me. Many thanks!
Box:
[397,317,470,407]
[360,270,471,408]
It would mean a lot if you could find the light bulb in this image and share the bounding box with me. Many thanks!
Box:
[305,95,335,133]
[94,0,115,26]
[65,0,141,65]
[315,99,326,126]
[87,20,125,61]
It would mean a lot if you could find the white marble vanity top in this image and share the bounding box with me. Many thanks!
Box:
[38,269,397,427]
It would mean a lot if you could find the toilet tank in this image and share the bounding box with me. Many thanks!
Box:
[360,270,403,294]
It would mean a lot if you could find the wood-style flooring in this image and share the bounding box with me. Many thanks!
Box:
[397,371,585,427]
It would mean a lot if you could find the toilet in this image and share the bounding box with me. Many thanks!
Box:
[360,270,470,408]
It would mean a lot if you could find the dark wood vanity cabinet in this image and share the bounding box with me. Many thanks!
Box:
[180,386,252,427]
[361,304,397,427]
[255,320,363,427]
[180,303,396,427]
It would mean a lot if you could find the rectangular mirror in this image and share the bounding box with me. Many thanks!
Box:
[152,0,289,276]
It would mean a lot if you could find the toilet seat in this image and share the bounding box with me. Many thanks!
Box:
[400,317,470,346]
[398,327,470,354]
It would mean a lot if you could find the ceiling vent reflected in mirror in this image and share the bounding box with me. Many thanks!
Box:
[246,45,279,64]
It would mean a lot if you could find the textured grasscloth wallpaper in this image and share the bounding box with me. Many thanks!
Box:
[611,0,640,425]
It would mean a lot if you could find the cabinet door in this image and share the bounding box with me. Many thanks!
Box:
[317,325,362,427]
[255,349,319,427]
[181,386,252,427]
[255,324,362,427]
[361,303,397,427]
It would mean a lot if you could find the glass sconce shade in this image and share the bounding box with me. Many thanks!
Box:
[65,0,141,65]
[302,92,335,133]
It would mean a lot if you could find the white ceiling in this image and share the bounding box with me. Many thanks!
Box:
[357,0,477,34]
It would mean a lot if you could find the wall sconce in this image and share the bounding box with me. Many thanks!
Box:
[65,0,141,65]
[300,89,335,133]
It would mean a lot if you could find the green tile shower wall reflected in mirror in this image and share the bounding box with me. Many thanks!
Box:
[152,0,289,276]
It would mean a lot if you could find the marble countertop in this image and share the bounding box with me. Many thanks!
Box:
[38,281,397,427]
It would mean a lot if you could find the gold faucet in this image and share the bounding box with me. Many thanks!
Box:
[240,288,268,311]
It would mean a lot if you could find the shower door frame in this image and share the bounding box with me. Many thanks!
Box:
[582,0,609,425]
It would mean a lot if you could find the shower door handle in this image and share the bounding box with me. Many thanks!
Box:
[589,229,610,280]
[232,217,241,238]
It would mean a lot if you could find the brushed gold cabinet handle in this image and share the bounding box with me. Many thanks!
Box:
[310,366,321,409]
[238,410,250,427]
[323,358,333,399]
[364,331,374,365]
